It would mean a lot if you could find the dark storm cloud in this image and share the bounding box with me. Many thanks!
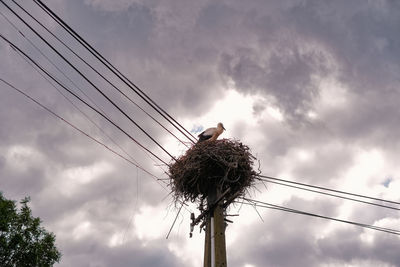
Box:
[279,0,400,143]
[218,39,332,119]
[48,0,225,116]
[212,0,400,134]
[286,0,400,89]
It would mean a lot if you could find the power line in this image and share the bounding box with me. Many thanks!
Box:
[0,8,172,174]
[260,177,400,211]
[240,197,400,236]
[0,8,111,118]
[258,174,400,206]
[12,42,149,172]
[0,0,176,161]
[166,201,184,239]
[9,0,190,149]
[0,32,170,166]
[31,0,198,144]
[0,77,164,184]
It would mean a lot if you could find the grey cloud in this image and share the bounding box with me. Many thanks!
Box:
[284,0,400,136]
[219,47,329,122]
[252,99,267,116]
[196,2,239,33]
[0,166,47,198]
[229,198,338,267]
[325,89,400,148]
[59,237,181,267]
[290,145,354,184]
[317,227,400,267]
[214,0,400,137]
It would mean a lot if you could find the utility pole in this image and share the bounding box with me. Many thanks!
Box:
[203,188,227,267]
[203,215,211,267]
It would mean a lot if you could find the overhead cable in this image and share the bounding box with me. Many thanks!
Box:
[0,0,176,161]
[259,174,400,206]
[240,197,400,236]
[0,33,170,166]
[261,177,400,211]
[9,0,190,148]
[0,9,172,173]
[0,77,164,184]
[31,0,198,144]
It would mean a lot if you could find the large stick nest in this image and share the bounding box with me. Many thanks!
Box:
[169,139,259,204]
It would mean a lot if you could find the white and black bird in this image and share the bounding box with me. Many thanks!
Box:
[197,122,226,143]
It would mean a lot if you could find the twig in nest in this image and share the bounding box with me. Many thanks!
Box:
[169,139,259,207]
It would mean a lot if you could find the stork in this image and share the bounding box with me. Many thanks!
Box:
[197,122,226,143]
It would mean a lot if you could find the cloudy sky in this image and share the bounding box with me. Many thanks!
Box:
[1,0,400,266]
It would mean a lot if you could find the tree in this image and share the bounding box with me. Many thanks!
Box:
[0,193,61,267]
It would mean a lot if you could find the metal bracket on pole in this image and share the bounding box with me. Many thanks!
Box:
[190,188,231,237]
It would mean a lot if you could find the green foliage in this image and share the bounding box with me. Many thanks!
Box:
[0,193,61,267]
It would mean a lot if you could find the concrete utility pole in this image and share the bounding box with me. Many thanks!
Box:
[203,215,211,267]
[203,189,227,267]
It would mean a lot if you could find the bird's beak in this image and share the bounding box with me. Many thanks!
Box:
[223,126,226,130]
